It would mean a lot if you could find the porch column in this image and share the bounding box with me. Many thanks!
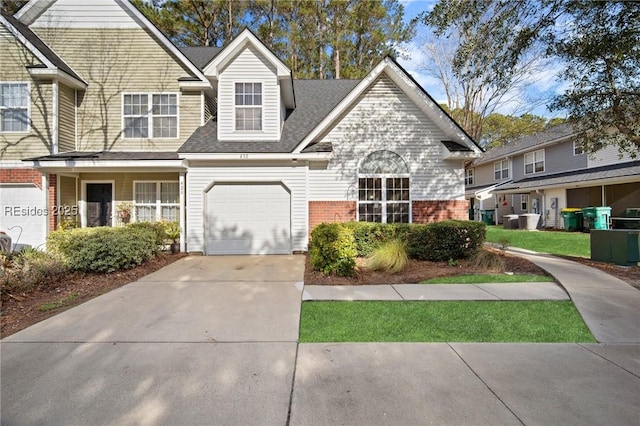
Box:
[179,171,186,253]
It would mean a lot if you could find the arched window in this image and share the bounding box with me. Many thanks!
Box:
[358,150,410,223]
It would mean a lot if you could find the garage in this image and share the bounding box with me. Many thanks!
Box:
[206,182,291,255]
[0,184,47,250]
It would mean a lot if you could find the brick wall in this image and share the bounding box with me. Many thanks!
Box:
[0,168,43,188]
[412,200,469,223]
[308,201,356,232]
[48,173,57,231]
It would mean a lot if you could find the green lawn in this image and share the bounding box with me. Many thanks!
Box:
[486,226,590,257]
[299,301,595,343]
[421,274,555,284]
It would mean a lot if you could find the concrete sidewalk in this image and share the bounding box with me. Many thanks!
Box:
[303,281,569,301]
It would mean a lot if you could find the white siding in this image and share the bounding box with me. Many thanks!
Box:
[588,144,634,168]
[308,74,464,201]
[217,46,280,141]
[30,0,139,28]
[185,162,307,253]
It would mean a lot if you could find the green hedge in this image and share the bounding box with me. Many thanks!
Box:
[47,226,159,273]
[310,223,357,276]
[310,220,486,275]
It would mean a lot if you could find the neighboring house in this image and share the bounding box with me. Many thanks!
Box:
[465,123,640,228]
[0,0,482,255]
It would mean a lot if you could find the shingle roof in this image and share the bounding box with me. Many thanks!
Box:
[474,123,575,165]
[1,11,85,84]
[495,160,640,191]
[27,151,180,161]
[179,46,223,69]
[178,79,361,153]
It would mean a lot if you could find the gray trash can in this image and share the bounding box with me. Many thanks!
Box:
[503,214,519,229]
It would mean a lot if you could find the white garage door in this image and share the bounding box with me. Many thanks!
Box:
[206,183,291,255]
[0,184,47,250]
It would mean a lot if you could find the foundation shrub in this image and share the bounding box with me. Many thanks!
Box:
[47,226,158,273]
[343,222,411,257]
[407,221,486,261]
[0,248,69,293]
[126,221,168,248]
[310,223,357,276]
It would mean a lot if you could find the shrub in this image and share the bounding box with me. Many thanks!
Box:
[0,248,69,293]
[366,239,409,274]
[310,223,357,276]
[407,221,486,261]
[48,226,158,273]
[343,222,411,257]
[126,221,168,248]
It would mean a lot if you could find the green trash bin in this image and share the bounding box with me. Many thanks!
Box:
[582,206,612,230]
[481,209,495,225]
[561,208,583,231]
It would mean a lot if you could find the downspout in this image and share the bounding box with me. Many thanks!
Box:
[52,79,58,154]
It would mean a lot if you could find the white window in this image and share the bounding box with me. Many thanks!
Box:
[235,82,262,131]
[123,93,178,138]
[465,168,474,185]
[133,181,179,222]
[0,83,29,132]
[573,141,585,156]
[358,150,410,223]
[524,149,545,174]
[521,194,529,211]
[494,159,509,180]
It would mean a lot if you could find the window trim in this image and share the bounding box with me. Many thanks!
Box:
[0,81,30,134]
[524,149,545,175]
[573,140,585,156]
[465,168,474,185]
[132,180,180,223]
[494,159,509,180]
[357,151,411,224]
[233,81,263,132]
[121,92,180,140]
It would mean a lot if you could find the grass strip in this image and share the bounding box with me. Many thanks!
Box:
[421,274,555,284]
[486,226,590,257]
[38,292,80,312]
[300,301,595,343]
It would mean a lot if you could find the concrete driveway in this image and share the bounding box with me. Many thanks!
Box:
[1,255,304,425]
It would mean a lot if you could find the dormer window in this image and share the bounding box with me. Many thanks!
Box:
[235,82,262,131]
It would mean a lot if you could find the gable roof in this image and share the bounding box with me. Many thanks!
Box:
[0,10,86,88]
[473,123,575,166]
[15,0,211,87]
[292,56,483,156]
[178,79,360,154]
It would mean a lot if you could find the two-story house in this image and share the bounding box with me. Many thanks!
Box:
[465,123,640,228]
[0,0,482,254]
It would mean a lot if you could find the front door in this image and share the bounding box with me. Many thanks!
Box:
[87,183,112,227]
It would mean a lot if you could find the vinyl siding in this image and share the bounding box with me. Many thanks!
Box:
[58,175,77,206]
[32,27,201,152]
[0,24,53,160]
[217,45,280,141]
[473,163,496,186]
[185,162,307,253]
[58,83,75,151]
[513,140,587,181]
[308,74,464,202]
[588,144,634,168]
[30,0,140,29]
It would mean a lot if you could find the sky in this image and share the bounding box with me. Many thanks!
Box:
[397,0,568,119]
